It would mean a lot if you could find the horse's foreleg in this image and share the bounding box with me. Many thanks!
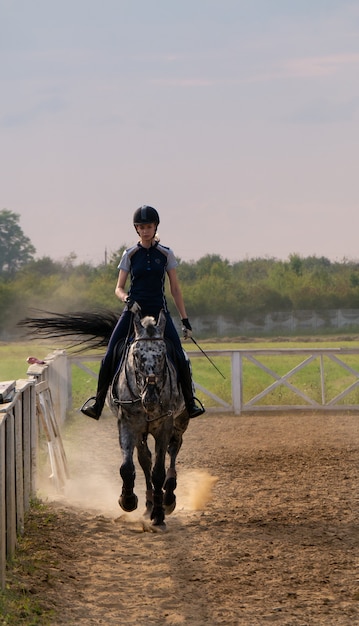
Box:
[137,436,154,517]
[151,441,168,527]
[163,412,188,514]
[118,421,138,512]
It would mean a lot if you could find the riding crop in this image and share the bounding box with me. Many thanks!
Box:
[190,337,226,379]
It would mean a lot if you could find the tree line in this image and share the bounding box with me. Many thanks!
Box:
[1,209,359,335]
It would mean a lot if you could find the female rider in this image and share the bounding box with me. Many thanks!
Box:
[81,205,205,420]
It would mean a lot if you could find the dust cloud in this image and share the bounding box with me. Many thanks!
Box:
[36,419,218,521]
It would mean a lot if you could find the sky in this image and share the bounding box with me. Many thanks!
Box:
[1,0,359,266]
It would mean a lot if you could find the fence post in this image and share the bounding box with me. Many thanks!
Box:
[66,357,73,411]
[231,351,242,415]
[45,350,69,425]
[5,411,17,561]
[29,383,38,494]
[14,399,25,536]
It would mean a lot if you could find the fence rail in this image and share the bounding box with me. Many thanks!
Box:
[70,347,359,415]
[230,347,359,413]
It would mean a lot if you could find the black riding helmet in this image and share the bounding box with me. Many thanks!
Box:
[133,205,160,226]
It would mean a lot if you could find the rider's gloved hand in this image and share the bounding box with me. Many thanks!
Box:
[125,297,141,314]
[181,318,193,339]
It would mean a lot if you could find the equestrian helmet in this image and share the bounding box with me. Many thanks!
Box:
[133,205,160,226]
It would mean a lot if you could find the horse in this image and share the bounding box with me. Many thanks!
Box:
[112,310,190,526]
[19,308,190,528]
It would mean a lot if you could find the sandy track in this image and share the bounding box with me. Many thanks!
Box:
[8,412,359,625]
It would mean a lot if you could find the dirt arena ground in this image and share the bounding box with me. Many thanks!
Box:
[6,411,359,625]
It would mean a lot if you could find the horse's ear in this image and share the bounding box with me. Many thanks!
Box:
[133,311,143,335]
[157,309,167,335]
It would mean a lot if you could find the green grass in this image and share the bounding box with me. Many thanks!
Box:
[0,342,56,382]
[0,591,47,625]
[70,357,101,409]
[0,499,55,625]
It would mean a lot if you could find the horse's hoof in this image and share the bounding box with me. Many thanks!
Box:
[151,520,167,531]
[164,496,176,515]
[118,493,138,512]
[150,508,165,527]
[164,476,177,514]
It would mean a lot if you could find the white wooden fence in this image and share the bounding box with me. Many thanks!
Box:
[70,347,359,415]
[0,379,36,590]
[225,347,359,413]
[0,351,69,590]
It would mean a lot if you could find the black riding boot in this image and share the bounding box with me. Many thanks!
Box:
[81,358,112,420]
[179,359,205,419]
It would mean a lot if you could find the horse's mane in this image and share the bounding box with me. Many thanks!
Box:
[140,316,158,337]
[17,308,119,351]
[141,316,156,327]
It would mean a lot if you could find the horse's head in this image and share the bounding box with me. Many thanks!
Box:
[133,309,166,342]
[130,310,169,416]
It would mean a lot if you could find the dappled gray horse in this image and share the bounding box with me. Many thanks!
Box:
[19,307,190,528]
[111,310,189,527]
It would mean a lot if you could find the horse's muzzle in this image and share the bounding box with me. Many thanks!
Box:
[142,375,160,415]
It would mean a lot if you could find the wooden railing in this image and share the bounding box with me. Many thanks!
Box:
[226,347,359,413]
[70,347,359,414]
[0,380,36,589]
[0,350,69,590]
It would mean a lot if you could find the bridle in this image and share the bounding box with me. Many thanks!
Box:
[114,335,173,422]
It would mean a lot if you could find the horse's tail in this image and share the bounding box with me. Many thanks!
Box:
[18,308,119,350]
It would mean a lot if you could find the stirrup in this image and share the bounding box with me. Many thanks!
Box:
[80,396,100,420]
[188,397,205,418]
[81,396,96,410]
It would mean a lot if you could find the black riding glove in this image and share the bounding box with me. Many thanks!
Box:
[181,318,193,339]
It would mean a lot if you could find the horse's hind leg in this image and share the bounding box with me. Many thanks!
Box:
[163,467,177,514]
[163,437,180,514]
[137,436,154,517]
[118,422,138,512]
